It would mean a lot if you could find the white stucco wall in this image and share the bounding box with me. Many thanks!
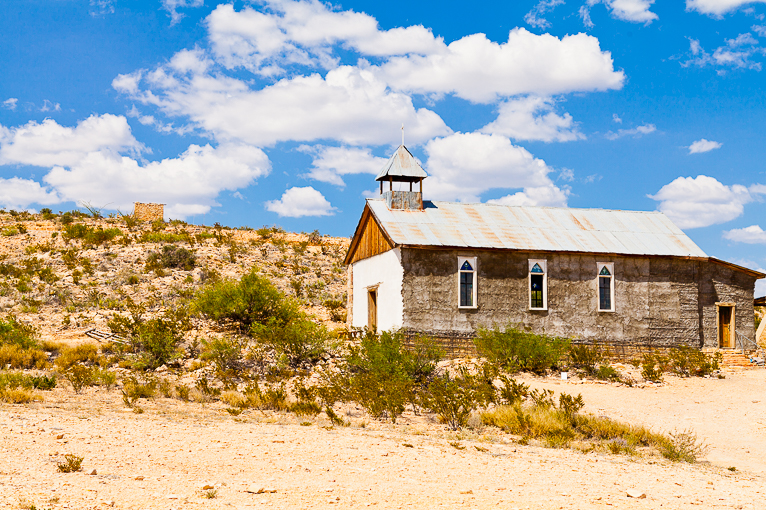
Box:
[351,248,404,331]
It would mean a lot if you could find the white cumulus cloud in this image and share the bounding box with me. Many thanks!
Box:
[524,0,566,29]
[683,34,765,71]
[723,224,766,243]
[423,132,568,206]
[115,57,450,147]
[0,114,143,167]
[605,123,656,140]
[377,28,624,103]
[2,98,17,110]
[688,138,723,153]
[582,0,658,24]
[686,0,766,17]
[481,96,584,142]
[163,0,204,25]
[648,175,758,229]
[265,186,337,217]
[303,146,388,187]
[0,177,61,211]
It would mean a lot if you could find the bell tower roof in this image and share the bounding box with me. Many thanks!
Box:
[375,145,428,182]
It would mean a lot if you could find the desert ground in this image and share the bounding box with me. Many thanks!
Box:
[2,213,766,510]
[2,369,766,510]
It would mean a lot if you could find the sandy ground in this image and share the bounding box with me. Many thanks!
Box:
[3,370,766,510]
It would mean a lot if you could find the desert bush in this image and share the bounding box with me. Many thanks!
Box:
[0,344,48,369]
[251,317,330,367]
[568,344,605,375]
[107,301,188,369]
[0,371,55,391]
[57,454,83,473]
[0,386,39,403]
[62,224,121,245]
[323,296,347,322]
[483,393,667,454]
[200,336,246,385]
[328,330,443,422]
[145,245,196,271]
[290,382,322,417]
[660,430,708,462]
[496,375,530,405]
[594,364,621,382]
[194,269,298,332]
[140,231,193,244]
[0,315,39,350]
[54,343,100,370]
[63,364,93,393]
[424,366,496,430]
[121,375,157,408]
[640,353,665,383]
[262,383,290,411]
[667,346,721,377]
[475,324,569,374]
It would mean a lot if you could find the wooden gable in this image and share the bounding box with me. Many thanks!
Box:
[344,204,395,265]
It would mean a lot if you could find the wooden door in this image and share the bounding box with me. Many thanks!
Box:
[719,306,732,348]
[368,289,377,331]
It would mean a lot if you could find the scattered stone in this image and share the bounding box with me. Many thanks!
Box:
[167,494,179,499]
[90,469,97,475]
[201,484,214,490]
[459,490,473,495]
[245,485,277,494]
[627,489,646,499]
[56,434,64,440]
[135,476,144,481]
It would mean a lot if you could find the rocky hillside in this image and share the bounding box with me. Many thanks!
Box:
[0,209,350,345]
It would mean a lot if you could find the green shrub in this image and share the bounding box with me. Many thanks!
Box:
[107,302,188,369]
[0,315,39,350]
[568,344,605,375]
[475,324,569,374]
[594,364,621,382]
[194,269,298,332]
[62,224,121,245]
[660,430,707,463]
[668,346,721,377]
[496,375,530,405]
[0,344,48,369]
[121,375,157,408]
[145,245,196,271]
[55,343,100,370]
[251,317,329,367]
[200,336,245,385]
[57,454,83,473]
[640,354,665,383]
[424,366,496,430]
[0,371,54,391]
[290,382,322,417]
[329,330,443,423]
[63,364,94,393]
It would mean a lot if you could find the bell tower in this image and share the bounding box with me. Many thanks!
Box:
[375,145,427,211]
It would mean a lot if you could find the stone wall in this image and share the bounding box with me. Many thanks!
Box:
[399,248,757,355]
[133,203,164,222]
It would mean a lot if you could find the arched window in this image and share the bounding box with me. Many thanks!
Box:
[597,262,614,312]
[528,259,547,310]
[458,256,477,308]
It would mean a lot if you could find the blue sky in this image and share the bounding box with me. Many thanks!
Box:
[2,0,766,288]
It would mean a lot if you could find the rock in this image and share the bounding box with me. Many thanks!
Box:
[90,469,97,475]
[245,485,277,494]
[135,476,144,481]
[155,365,167,372]
[56,434,64,440]
[201,484,214,490]
[627,489,646,499]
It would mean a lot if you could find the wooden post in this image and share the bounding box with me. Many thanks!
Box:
[419,178,423,209]
[389,176,393,191]
[380,180,383,194]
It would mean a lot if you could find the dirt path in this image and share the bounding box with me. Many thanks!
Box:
[2,381,764,510]
[521,368,766,475]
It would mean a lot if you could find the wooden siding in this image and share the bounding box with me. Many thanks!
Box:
[345,206,394,265]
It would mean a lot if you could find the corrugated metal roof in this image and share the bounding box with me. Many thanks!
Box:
[366,199,708,258]
[375,145,428,181]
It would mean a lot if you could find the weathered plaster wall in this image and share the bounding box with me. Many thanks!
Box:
[400,248,756,353]
[699,262,757,348]
[351,248,404,331]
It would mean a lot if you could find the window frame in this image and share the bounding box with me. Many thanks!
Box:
[528,259,548,311]
[457,256,478,309]
[597,262,615,312]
